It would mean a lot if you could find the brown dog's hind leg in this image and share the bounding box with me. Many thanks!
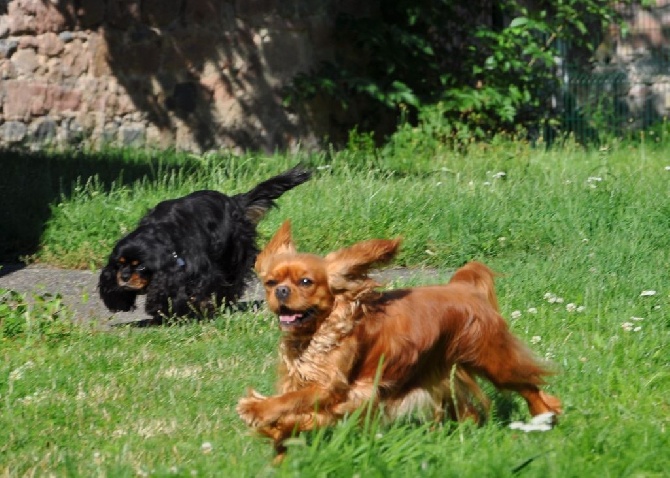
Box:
[469,334,562,417]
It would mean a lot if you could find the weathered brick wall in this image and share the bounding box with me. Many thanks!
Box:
[0,0,375,152]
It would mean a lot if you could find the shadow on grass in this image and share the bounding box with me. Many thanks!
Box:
[0,148,197,263]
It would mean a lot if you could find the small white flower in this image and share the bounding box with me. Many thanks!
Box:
[630,316,644,321]
[555,297,564,303]
[566,303,577,312]
[640,290,656,297]
[633,326,642,332]
[492,171,507,179]
[530,336,542,344]
[498,236,507,243]
[511,310,522,319]
[621,322,634,331]
[483,181,492,186]
[201,442,213,454]
[577,305,586,313]
[527,307,538,314]
[587,176,603,182]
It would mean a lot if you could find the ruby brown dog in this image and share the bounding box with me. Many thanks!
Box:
[237,221,561,459]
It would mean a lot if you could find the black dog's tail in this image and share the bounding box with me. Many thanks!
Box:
[238,165,312,224]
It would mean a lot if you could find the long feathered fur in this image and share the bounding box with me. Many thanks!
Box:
[237,221,561,460]
[98,166,311,323]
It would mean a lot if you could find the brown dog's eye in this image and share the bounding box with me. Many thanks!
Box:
[299,278,313,287]
[265,279,278,287]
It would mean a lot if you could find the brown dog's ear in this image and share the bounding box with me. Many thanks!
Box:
[255,220,297,276]
[325,238,401,296]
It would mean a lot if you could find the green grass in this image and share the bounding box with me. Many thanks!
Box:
[1,141,669,475]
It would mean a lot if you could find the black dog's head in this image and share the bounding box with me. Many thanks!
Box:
[98,225,181,312]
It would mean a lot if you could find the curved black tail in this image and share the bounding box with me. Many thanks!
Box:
[239,165,312,224]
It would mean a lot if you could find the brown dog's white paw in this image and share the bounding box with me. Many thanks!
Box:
[509,412,557,432]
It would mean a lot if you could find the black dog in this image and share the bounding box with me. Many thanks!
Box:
[99,165,311,323]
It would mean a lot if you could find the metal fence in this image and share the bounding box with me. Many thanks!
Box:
[557,16,670,144]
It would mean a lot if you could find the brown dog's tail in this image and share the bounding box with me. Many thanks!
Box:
[449,261,499,312]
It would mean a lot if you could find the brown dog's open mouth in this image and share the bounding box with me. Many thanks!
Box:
[278,308,315,327]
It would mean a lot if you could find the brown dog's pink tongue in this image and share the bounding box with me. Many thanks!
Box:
[280,314,302,324]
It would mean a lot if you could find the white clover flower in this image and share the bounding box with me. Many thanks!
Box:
[511,310,522,319]
[640,290,656,297]
[530,336,542,344]
[201,442,213,454]
[633,326,642,332]
[555,297,564,304]
[483,181,492,186]
[621,322,634,331]
[492,171,507,179]
[498,236,507,243]
[527,307,538,314]
[566,303,577,312]
[576,305,586,313]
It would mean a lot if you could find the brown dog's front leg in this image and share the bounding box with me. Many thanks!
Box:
[237,385,337,429]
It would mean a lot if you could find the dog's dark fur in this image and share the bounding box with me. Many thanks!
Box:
[98,166,311,323]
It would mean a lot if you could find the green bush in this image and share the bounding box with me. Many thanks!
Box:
[286,0,620,146]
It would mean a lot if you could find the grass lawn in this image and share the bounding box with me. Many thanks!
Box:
[1,141,669,476]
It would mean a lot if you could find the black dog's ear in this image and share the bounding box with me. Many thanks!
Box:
[98,266,138,312]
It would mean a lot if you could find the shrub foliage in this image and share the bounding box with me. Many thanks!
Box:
[286,0,621,146]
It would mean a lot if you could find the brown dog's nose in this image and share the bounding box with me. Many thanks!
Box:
[275,285,290,301]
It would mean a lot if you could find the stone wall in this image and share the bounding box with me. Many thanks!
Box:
[567,1,670,133]
[0,0,376,152]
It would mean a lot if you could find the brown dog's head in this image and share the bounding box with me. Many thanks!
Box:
[255,221,401,332]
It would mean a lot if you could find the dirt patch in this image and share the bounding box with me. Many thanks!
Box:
[0,264,447,328]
